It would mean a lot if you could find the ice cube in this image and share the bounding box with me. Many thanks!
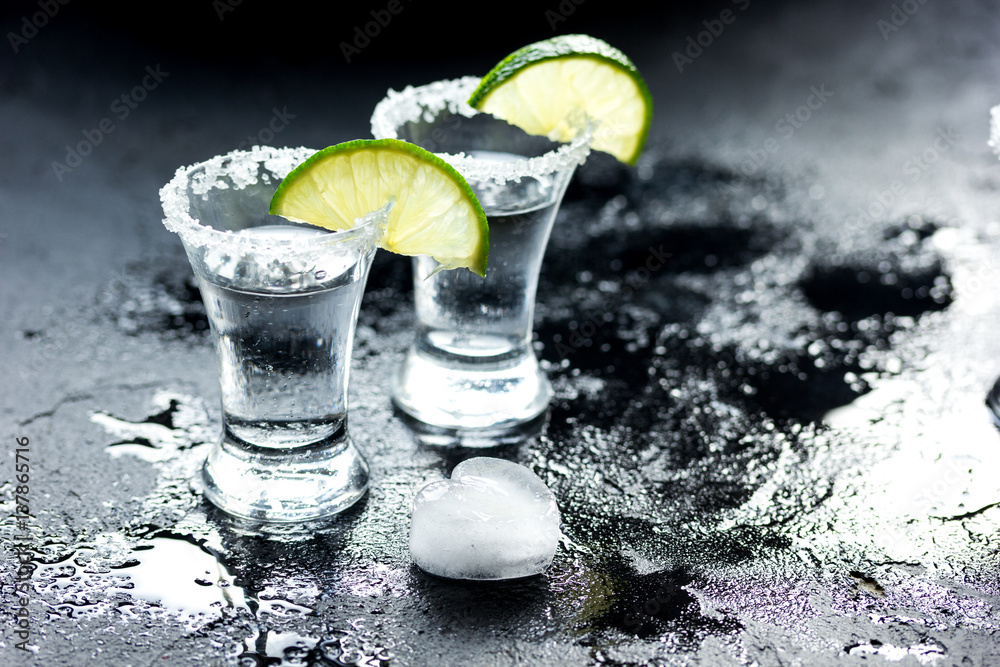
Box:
[409,457,561,580]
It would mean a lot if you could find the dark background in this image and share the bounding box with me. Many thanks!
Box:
[0,0,710,72]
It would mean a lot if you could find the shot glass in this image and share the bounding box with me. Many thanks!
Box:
[371,77,592,438]
[160,146,387,521]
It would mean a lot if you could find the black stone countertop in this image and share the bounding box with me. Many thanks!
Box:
[2,1,999,665]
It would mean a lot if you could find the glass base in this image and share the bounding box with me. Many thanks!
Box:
[200,431,369,522]
[397,410,549,448]
[391,346,552,439]
[987,377,1000,428]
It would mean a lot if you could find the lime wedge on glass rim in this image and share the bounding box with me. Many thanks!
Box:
[269,138,489,277]
[468,34,652,166]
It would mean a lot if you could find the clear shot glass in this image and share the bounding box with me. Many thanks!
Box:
[160,146,387,521]
[371,77,592,440]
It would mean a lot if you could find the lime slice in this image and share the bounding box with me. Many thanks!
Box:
[468,34,652,165]
[270,139,489,276]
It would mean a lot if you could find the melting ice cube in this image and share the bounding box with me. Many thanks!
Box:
[410,457,561,580]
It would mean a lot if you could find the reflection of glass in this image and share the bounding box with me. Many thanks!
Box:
[372,77,591,438]
[161,146,386,521]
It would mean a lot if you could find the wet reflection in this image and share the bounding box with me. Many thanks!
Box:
[116,535,247,615]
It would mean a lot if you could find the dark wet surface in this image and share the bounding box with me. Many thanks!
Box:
[4,1,1000,665]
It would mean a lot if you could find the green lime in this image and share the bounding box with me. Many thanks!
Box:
[468,34,652,165]
[270,139,488,276]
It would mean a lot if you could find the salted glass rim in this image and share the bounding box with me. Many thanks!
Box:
[160,145,387,257]
[369,76,593,184]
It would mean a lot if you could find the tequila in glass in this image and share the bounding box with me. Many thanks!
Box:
[371,78,592,437]
[161,146,386,521]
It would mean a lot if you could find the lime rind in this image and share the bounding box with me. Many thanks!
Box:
[469,35,643,106]
[467,34,652,165]
[269,138,489,277]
